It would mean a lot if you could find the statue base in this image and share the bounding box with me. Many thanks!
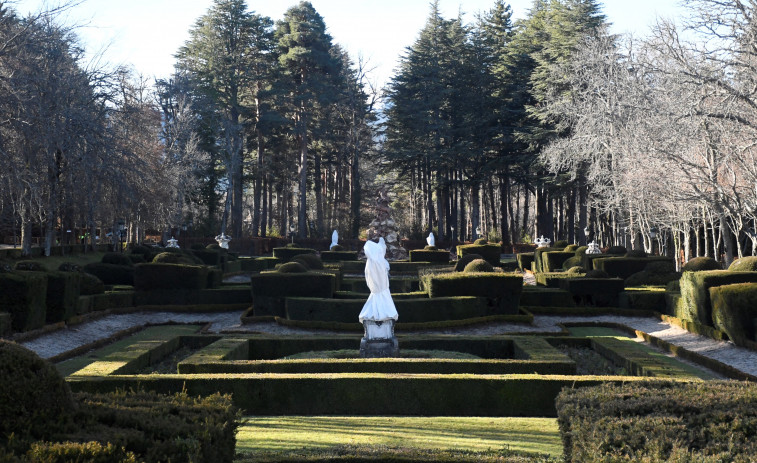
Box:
[359,319,399,358]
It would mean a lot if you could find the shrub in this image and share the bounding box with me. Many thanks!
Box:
[0,341,75,453]
[0,272,47,331]
[422,272,523,314]
[463,259,494,273]
[564,244,579,252]
[409,249,449,263]
[554,240,569,248]
[206,243,222,250]
[152,251,198,265]
[330,244,345,251]
[515,252,534,272]
[561,255,582,270]
[606,245,627,255]
[574,246,588,257]
[192,249,223,266]
[272,247,317,262]
[729,256,757,272]
[424,245,438,251]
[624,249,647,258]
[127,254,146,264]
[14,261,43,271]
[26,441,138,463]
[79,273,105,295]
[533,247,562,273]
[710,282,757,346]
[0,261,12,273]
[556,381,757,462]
[560,278,624,306]
[625,269,680,287]
[473,238,488,245]
[585,269,609,278]
[678,270,757,325]
[129,245,158,262]
[83,263,134,286]
[250,272,336,316]
[593,256,675,280]
[682,256,721,272]
[320,250,357,261]
[543,251,574,272]
[134,263,209,291]
[456,243,501,267]
[57,262,81,272]
[455,253,484,272]
[190,243,206,251]
[277,262,309,273]
[291,253,324,270]
[101,252,133,267]
[43,271,81,324]
[566,266,584,274]
[646,260,676,274]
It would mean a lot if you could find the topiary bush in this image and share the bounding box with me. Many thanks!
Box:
[82,263,134,286]
[682,256,721,272]
[190,243,206,251]
[0,341,75,454]
[562,255,582,270]
[26,441,138,463]
[624,249,647,258]
[646,261,676,274]
[564,244,579,252]
[79,273,105,295]
[566,266,585,274]
[585,269,609,279]
[129,244,158,263]
[133,263,209,291]
[554,240,569,249]
[14,261,43,272]
[277,262,309,273]
[291,254,324,270]
[516,252,534,272]
[423,245,438,251]
[454,253,484,272]
[710,282,757,346]
[58,262,81,273]
[101,252,133,267]
[152,251,202,266]
[606,245,627,255]
[463,259,494,273]
[329,244,345,251]
[127,254,146,264]
[0,272,47,331]
[729,256,757,272]
[206,243,222,250]
[473,238,488,245]
[574,246,588,257]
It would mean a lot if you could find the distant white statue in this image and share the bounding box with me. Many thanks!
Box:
[586,240,602,254]
[535,235,551,248]
[330,230,339,250]
[426,232,435,247]
[215,233,231,250]
[166,236,179,248]
[358,239,398,324]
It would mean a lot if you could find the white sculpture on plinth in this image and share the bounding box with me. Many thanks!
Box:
[586,241,602,254]
[166,236,179,248]
[359,239,399,357]
[535,235,551,248]
[426,232,435,247]
[215,233,231,249]
[330,230,339,250]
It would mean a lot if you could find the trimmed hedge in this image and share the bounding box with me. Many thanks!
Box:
[679,270,757,325]
[590,336,703,379]
[422,272,523,314]
[344,277,418,294]
[710,282,757,346]
[535,272,585,288]
[43,270,81,324]
[592,256,675,280]
[272,247,317,262]
[320,250,358,261]
[192,249,223,266]
[619,287,667,311]
[285,296,490,323]
[542,251,575,273]
[409,249,450,263]
[0,272,47,331]
[454,253,484,272]
[516,252,534,272]
[533,247,562,273]
[559,278,625,307]
[519,287,575,307]
[250,272,336,316]
[456,243,501,267]
[101,252,133,267]
[682,256,721,272]
[133,263,208,291]
[83,263,135,286]
[556,381,757,462]
[67,373,667,417]
[134,288,251,306]
[729,256,757,272]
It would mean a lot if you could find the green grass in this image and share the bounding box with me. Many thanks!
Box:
[56,325,202,376]
[235,416,562,460]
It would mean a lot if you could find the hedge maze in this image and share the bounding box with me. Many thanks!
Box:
[3,241,757,461]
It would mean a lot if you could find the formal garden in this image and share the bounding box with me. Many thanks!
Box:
[1,235,756,462]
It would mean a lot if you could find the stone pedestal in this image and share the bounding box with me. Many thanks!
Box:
[360,319,399,358]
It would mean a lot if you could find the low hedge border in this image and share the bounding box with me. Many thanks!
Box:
[590,336,707,379]
[320,251,359,262]
[516,252,534,272]
[271,312,534,332]
[408,249,450,263]
[342,277,419,294]
[534,272,584,288]
[522,306,658,318]
[271,247,317,262]
[67,373,684,417]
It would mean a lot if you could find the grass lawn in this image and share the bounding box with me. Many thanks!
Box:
[235,416,562,461]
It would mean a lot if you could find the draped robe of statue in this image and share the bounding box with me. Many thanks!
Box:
[330,230,339,250]
[358,239,398,323]
[426,232,435,247]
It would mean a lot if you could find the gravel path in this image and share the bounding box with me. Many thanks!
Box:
[18,310,757,378]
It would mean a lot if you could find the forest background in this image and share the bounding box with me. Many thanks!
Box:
[1,0,756,267]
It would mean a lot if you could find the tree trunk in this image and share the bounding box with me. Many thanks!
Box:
[499,172,510,247]
[298,109,308,239]
[471,182,481,240]
[314,152,324,237]
[252,123,264,237]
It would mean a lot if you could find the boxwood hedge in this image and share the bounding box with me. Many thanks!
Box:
[679,270,757,326]
[133,263,209,291]
[709,282,757,347]
[421,272,523,314]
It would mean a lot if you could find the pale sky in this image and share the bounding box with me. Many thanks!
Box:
[11,0,686,89]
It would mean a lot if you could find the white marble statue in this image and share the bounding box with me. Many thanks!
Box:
[215,233,231,249]
[166,236,179,248]
[330,230,339,250]
[358,239,398,323]
[426,232,435,247]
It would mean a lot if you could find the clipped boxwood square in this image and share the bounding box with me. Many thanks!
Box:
[679,270,757,326]
[423,272,523,314]
[134,263,209,291]
[559,278,624,307]
[710,282,757,346]
[272,247,317,262]
[456,243,501,267]
[0,272,47,331]
[251,272,336,316]
[320,251,358,262]
[409,249,450,263]
[543,251,575,273]
[593,256,675,280]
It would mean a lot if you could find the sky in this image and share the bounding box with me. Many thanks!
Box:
[10,0,687,90]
